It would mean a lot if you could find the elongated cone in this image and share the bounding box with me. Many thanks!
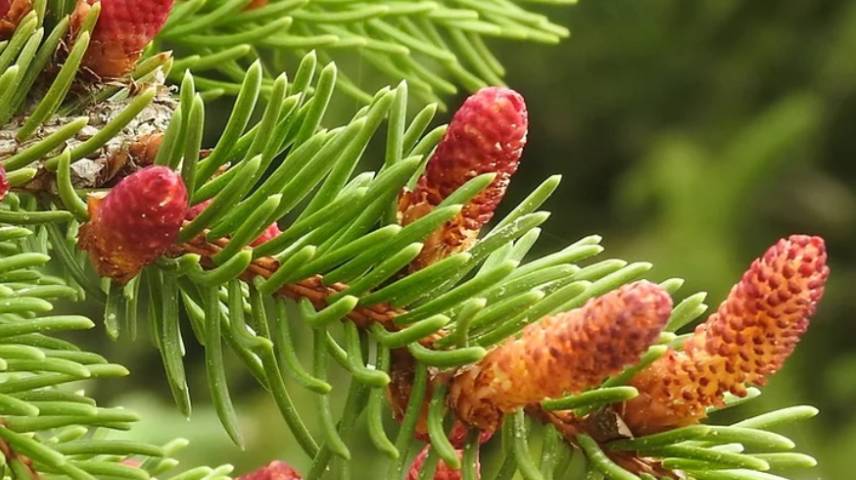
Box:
[71,0,173,78]
[388,347,495,443]
[450,281,672,431]
[407,446,477,480]
[0,0,30,38]
[79,166,188,283]
[0,165,9,201]
[398,87,527,270]
[622,235,829,434]
[239,461,302,480]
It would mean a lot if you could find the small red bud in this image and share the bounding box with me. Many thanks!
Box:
[250,222,282,247]
[238,461,302,480]
[623,235,829,434]
[186,200,212,221]
[0,0,30,38]
[245,0,267,9]
[407,446,478,480]
[79,166,188,283]
[187,200,280,247]
[0,165,9,201]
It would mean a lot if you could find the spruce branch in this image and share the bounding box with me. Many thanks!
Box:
[149,0,573,107]
[0,3,834,480]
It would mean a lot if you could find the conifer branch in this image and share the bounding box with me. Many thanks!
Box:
[0,2,834,479]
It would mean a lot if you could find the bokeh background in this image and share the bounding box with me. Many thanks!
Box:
[78,1,856,478]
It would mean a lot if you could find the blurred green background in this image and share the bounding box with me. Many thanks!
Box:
[81,1,856,478]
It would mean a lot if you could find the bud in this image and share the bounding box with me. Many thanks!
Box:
[186,199,280,247]
[407,446,477,480]
[623,235,829,434]
[246,0,267,9]
[450,281,671,431]
[79,166,188,283]
[0,0,30,39]
[71,0,174,78]
[186,200,212,221]
[238,461,301,480]
[399,87,527,270]
[0,165,9,201]
[250,222,282,247]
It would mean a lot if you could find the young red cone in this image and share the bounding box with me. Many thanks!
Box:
[71,0,174,78]
[0,0,30,38]
[407,446,478,480]
[622,235,829,434]
[450,281,672,431]
[186,200,281,247]
[238,461,302,480]
[79,166,188,283]
[250,222,282,247]
[0,165,9,201]
[398,87,528,270]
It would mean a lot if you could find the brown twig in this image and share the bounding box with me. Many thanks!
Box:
[178,234,404,329]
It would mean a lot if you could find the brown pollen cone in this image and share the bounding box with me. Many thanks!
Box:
[0,0,30,38]
[622,235,829,434]
[449,281,672,431]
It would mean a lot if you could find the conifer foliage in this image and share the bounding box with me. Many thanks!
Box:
[0,1,831,479]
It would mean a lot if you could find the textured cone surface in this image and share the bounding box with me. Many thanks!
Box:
[623,235,829,434]
[407,446,476,480]
[79,166,188,283]
[0,165,8,201]
[239,461,302,480]
[71,0,173,78]
[399,87,527,270]
[450,281,672,430]
[0,0,30,38]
